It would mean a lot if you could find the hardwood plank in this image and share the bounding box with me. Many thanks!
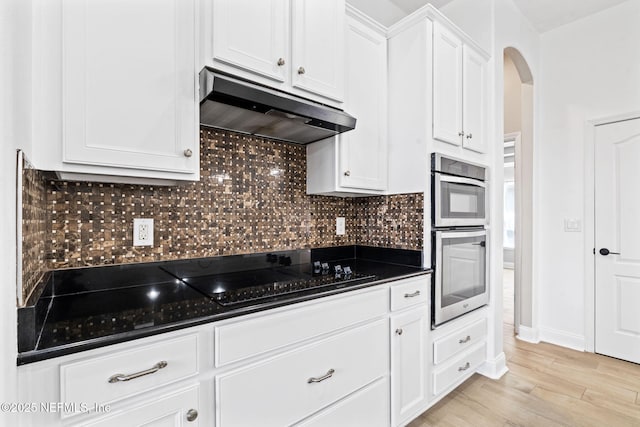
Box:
[531,386,640,427]
[581,389,640,420]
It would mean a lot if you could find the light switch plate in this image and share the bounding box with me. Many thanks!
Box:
[564,218,582,232]
[133,218,154,246]
[336,217,345,236]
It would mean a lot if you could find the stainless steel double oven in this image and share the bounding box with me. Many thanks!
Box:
[431,154,489,327]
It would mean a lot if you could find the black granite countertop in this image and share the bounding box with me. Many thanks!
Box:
[17,246,430,365]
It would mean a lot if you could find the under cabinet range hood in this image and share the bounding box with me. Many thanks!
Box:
[199,67,356,144]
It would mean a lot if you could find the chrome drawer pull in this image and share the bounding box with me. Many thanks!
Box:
[404,290,421,298]
[307,368,335,384]
[108,361,168,383]
[458,362,471,372]
[459,335,471,344]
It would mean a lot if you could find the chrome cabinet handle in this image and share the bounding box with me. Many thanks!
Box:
[344,170,351,176]
[308,368,335,384]
[186,409,198,422]
[183,148,193,158]
[458,362,471,372]
[396,328,403,335]
[277,58,285,66]
[404,290,421,298]
[459,335,471,344]
[458,131,464,136]
[466,133,473,139]
[108,361,168,383]
[298,66,306,75]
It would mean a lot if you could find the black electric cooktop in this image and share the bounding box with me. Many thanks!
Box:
[164,258,377,307]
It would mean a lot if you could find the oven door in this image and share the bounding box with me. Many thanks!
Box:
[434,173,487,227]
[433,229,489,327]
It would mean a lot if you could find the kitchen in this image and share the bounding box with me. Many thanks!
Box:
[2,0,640,426]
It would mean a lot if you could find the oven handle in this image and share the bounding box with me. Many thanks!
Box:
[438,174,486,188]
[437,229,487,239]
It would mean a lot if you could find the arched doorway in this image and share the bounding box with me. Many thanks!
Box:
[503,47,534,341]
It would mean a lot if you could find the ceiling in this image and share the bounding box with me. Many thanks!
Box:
[347,0,630,32]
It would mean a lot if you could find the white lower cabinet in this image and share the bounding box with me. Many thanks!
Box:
[16,275,494,427]
[390,307,429,426]
[79,385,200,427]
[216,320,388,427]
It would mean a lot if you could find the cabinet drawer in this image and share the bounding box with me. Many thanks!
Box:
[216,320,388,427]
[295,377,389,427]
[433,342,485,396]
[215,287,388,366]
[390,275,429,312]
[60,334,198,417]
[433,318,487,365]
[80,385,199,427]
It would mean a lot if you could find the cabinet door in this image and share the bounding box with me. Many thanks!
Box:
[62,0,198,175]
[212,0,288,82]
[391,307,429,426]
[339,17,387,191]
[462,45,487,153]
[432,22,463,147]
[82,386,199,427]
[291,0,345,102]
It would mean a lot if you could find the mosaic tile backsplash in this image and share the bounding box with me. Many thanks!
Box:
[21,157,48,304]
[21,129,423,304]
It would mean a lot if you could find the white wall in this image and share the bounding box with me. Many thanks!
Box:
[537,0,640,349]
[0,0,32,423]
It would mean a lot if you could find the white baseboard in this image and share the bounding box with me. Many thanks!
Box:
[477,352,508,380]
[516,325,540,343]
[539,326,585,351]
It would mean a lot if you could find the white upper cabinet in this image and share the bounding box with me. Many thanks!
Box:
[432,21,487,153]
[212,0,288,82]
[211,0,345,104]
[462,46,487,153]
[306,8,387,196]
[291,0,345,101]
[61,0,199,181]
[339,14,387,191]
[433,23,463,147]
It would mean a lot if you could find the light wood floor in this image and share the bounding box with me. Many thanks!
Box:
[408,269,640,427]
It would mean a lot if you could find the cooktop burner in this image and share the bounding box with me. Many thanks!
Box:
[212,270,376,306]
[166,258,378,307]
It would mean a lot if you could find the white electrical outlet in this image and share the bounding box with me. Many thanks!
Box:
[336,217,345,236]
[133,218,154,246]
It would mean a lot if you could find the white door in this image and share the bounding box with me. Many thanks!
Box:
[390,307,428,426]
[432,22,463,147]
[462,45,486,153]
[595,117,640,364]
[291,0,345,102]
[339,16,387,191]
[63,0,197,174]
[212,0,288,82]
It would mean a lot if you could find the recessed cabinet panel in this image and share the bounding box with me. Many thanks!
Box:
[433,22,463,147]
[213,0,288,82]
[391,307,429,426]
[62,0,197,174]
[339,18,387,191]
[291,0,345,101]
[462,46,486,153]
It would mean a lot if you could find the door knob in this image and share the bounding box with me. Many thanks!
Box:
[186,409,198,422]
[599,248,620,256]
[298,66,306,75]
[183,149,193,158]
[277,58,285,66]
